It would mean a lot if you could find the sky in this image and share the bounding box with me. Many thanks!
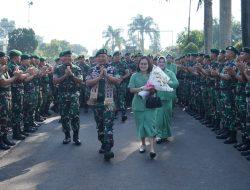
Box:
[0,0,241,54]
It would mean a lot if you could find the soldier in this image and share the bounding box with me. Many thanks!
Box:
[53,50,83,145]
[215,46,238,144]
[20,54,38,133]
[0,51,19,150]
[39,57,53,117]
[124,53,136,107]
[112,51,130,122]
[234,47,250,157]
[51,58,61,113]
[77,55,90,113]
[166,54,177,75]
[8,50,29,140]
[86,49,120,161]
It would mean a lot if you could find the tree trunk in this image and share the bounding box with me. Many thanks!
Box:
[204,0,213,53]
[140,31,144,53]
[241,0,250,47]
[219,0,232,49]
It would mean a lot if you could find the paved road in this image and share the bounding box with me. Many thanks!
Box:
[0,107,250,190]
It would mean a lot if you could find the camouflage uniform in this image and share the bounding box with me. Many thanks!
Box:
[112,61,129,118]
[78,62,90,111]
[20,65,37,131]
[53,63,82,133]
[8,61,24,136]
[219,60,237,137]
[0,72,11,138]
[40,67,51,115]
[86,63,117,152]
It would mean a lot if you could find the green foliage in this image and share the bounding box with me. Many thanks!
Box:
[176,29,204,51]
[0,18,15,36]
[128,14,160,53]
[103,26,125,53]
[8,28,38,53]
[37,39,88,58]
[183,42,199,54]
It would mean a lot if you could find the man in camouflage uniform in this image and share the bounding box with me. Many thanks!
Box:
[215,46,238,144]
[20,54,38,133]
[236,47,250,160]
[124,53,136,107]
[51,58,61,114]
[8,50,28,140]
[166,54,177,75]
[0,51,18,150]
[39,57,53,117]
[76,55,90,113]
[30,55,45,124]
[53,50,83,145]
[86,49,120,161]
[112,51,130,122]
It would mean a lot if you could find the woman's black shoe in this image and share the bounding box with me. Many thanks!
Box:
[150,152,156,159]
[3,134,16,146]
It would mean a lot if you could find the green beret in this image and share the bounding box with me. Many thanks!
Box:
[226,46,238,55]
[39,57,46,62]
[113,51,121,56]
[95,49,107,57]
[241,47,250,54]
[204,54,210,59]
[21,54,30,61]
[220,50,226,54]
[60,50,72,57]
[30,55,39,59]
[125,52,131,56]
[210,49,220,55]
[198,53,205,57]
[9,50,22,58]
[190,53,198,57]
[77,55,85,59]
[166,54,173,58]
[0,51,6,58]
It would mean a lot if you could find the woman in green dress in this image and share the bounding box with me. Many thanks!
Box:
[156,57,179,144]
[128,56,157,159]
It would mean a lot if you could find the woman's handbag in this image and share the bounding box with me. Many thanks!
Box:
[145,94,162,109]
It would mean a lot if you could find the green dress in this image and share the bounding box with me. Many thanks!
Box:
[128,72,157,139]
[155,68,179,138]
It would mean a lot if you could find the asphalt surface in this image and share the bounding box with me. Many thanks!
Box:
[0,106,250,190]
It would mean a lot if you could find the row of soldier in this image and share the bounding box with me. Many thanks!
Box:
[0,49,145,152]
[175,46,250,161]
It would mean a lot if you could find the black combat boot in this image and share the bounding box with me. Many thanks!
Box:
[0,135,10,150]
[12,125,26,140]
[2,134,16,146]
[73,131,81,146]
[241,150,250,156]
[63,131,71,144]
[104,151,114,161]
[216,128,229,139]
[224,130,237,144]
[122,115,128,123]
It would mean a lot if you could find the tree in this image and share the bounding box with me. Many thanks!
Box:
[212,18,242,48]
[70,44,88,55]
[102,26,125,53]
[0,18,15,35]
[203,0,213,53]
[176,29,204,51]
[241,0,250,47]
[219,0,232,49]
[128,14,160,53]
[183,42,199,55]
[8,28,38,53]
